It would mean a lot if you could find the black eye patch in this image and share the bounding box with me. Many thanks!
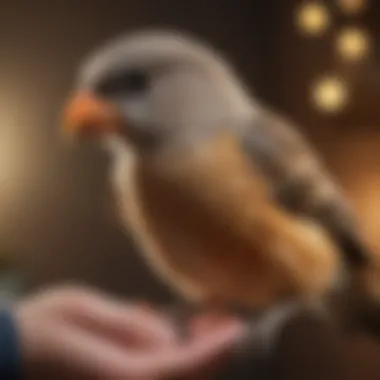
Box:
[95,69,149,98]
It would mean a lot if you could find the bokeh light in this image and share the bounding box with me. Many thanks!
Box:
[337,0,368,15]
[336,27,371,61]
[295,2,331,37]
[311,76,349,114]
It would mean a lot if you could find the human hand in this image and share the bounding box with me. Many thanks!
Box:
[15,286,245,379]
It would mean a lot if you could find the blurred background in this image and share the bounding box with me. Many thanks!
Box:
[1,0,380,378]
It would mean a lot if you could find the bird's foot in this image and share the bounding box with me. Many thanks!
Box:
[163,301,198,341]
[215,302,304,379]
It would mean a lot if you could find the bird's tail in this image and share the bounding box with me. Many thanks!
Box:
[340,258,380,337]
[261,201,380,340]
[307,200,380,337]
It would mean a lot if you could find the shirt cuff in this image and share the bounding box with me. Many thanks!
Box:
[0,308,20,380]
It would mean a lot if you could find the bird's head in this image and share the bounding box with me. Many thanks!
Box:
[62,29,253,153]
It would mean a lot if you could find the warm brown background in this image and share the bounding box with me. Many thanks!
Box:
[1,0,380,378]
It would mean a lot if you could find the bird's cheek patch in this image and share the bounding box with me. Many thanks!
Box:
[62,91,124,137]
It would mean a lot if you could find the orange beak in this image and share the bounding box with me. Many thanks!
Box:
[62,91,123,138]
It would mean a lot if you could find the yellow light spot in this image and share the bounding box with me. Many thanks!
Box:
[336,27,371,61]
[337,0,368,15]
[311,76,349,114]
[295,2,331,37]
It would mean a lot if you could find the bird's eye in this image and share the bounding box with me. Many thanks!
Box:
[95,69,149,98]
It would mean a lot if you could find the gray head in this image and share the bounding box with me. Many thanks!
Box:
[63,29,254,151]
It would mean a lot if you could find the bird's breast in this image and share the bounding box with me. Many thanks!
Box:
[114,134,338,309]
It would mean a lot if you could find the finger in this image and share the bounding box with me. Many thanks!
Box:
[60,292,176,348]
[185,315,244,378]
[126,319,246,378]
[133,300,156,313]
[44,323,145,380]
[189,313,243,338]
[50,319,245,380]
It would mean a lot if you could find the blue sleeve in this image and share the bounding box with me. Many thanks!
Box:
[0,309,20,379]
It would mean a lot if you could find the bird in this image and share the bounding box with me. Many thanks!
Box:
[61,29,379,360]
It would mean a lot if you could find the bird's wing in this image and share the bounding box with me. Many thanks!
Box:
[240,106,370,269]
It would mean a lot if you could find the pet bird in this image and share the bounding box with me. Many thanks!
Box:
[61,30,379,355]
